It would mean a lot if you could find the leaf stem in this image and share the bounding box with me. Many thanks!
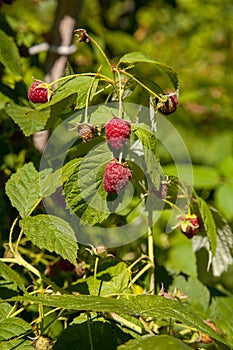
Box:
[119,69,162,100]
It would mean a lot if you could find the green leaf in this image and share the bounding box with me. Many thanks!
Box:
[192,208,233,276]
[39,168,62,197]
[209,296,233,347]
[196,196,217,256]
[69,259,130,296]
[5,162,40,218]
[0,318,31,340]
[70,105,120,126]
[0,261,26,293]
[0,303,11,322]
[118,335,192,350]
[165,235,197,277]
[37,75,98,111]
[54,319,131,350]
[0,29,22,76]
[171,276,210,317]
[133,124,163,190]
[119,52,178,90]
[5,294,226,345]
[64,144,111,225]
[19,215,78,266]
[5,102,50,136]
[215,182,233,221]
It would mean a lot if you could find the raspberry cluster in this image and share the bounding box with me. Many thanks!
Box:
[104,117,132,193]
[103,160,132,194]
[28,80,50,104]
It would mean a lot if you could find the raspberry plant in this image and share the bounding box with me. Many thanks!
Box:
[1,26,233,350]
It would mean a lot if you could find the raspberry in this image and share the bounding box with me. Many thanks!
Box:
[105,117,131,150]
[28,80,50,103]
[178,213,200,239]
[157,92,178,115]
[103,160,132,193]
[58,259,75,272]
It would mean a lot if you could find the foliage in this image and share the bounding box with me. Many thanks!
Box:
[0,1,233,349]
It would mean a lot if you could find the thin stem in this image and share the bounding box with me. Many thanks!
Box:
[46,72,114,90]
[87,313,94,350]
[148,211,155,294]
[139,316,155,335]
[119,69,162,100]
[15,198,42,252]
[84,74,98,123]
[130,262,153,287]
[113,68,123,118]
[105,312,142,335]
[9,216,19,254]
[127,254,149,271]
[93,256,100,296]
[88,35,113,75]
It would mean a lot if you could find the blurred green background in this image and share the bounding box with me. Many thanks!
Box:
[1,0,232,225]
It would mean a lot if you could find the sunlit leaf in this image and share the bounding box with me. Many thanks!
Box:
[5,102,50,136]
[64,144,111,225]
[0,261,26,293]
[196,196,217,256]
[133,124,163,190]
[19,215,78,266]
[5,294,226,345]
[0,29,22,76]
[192,207,233,276]
[5,162,40,218]
[119,52,178,90]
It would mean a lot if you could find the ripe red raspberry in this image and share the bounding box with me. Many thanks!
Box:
[105,117,131,150]
[157,92,178,115]
[103,160,132,193]
[178,213,200,239]
[28,80,49,103]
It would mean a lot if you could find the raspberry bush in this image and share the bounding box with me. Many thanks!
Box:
[0,6,233,349]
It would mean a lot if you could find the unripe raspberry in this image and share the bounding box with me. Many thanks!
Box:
[157,92,178,115]
[178,213,200,239]
[28,80,50,103]
[105,117,131,150]
[103,160,132,193]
